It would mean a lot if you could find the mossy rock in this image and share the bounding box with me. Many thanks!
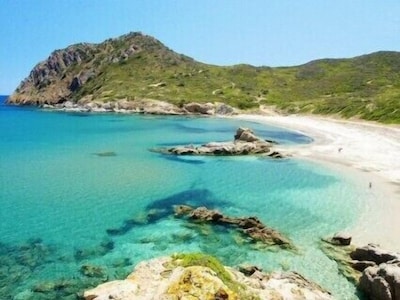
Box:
[171,253,260,299]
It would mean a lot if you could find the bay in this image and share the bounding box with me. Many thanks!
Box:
[0,96,364,299]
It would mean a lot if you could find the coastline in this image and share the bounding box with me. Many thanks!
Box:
[232,113,400,251]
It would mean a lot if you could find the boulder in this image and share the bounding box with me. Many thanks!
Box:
[326,232,352,246]
[351,244,399,265]
[359,262,400,300]
[151,127,282,158]
[183,102,215,115]
[321,240,400,299]
[215,103,236,115]
[332,233,352,246]
[234,127,263,142]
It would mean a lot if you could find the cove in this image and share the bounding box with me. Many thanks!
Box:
[0,98,364,299]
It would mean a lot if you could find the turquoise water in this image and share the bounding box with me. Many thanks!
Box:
[0,96,366,299]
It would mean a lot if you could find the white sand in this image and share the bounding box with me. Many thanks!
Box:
[233,113,400,251]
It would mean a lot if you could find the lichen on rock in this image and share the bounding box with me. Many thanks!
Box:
[83,254,334,300]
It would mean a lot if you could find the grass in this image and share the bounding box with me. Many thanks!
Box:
[171,253,259,299]
[15,32,400,123]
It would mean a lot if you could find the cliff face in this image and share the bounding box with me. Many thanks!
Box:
[11,44,95,104]
[8,32,187,105]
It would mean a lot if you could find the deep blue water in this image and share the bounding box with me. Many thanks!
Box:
[0,95,365,299]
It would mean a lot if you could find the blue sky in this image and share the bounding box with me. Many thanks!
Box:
[1,0,399,94]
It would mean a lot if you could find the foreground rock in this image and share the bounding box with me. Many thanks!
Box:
[84,254,333,300]
[174,205,295,250]
[353,244,400,300]
[321,236,400,300]
[152,127,284,157]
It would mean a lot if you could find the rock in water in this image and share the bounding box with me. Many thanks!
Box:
[320,240,400,300]
[350,244,399,265]
[174,205,295,250]
[151,127,283,158]
[359,262,400,300]
[325,232,352,246]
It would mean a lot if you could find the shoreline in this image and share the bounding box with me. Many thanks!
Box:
[232,113,400,251]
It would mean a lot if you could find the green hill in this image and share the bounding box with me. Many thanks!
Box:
[8,32,400,123]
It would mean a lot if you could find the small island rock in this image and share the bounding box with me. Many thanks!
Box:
[151,127,283,158]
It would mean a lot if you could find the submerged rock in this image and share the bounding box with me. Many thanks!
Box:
[84,254,333,300]
[80,264,107,279]
[174,205,295,250]
[151,127,283,157]
[93,151,117,157]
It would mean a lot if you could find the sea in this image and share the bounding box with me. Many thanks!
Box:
[0,95,369,299]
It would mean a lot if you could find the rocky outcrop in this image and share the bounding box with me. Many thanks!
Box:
[360,262,400,300]
[34,98,237,116]
[84,254,333,300]
[321,236,400,300]
[7,32,190,106]
[174,205,295,250]
[351,244,400,300]
[8,43,99,105]
[152,127,284,157]
[323,232,352,246]
[350,244,400,265]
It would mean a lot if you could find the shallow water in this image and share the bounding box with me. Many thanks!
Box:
[0,96,366,299]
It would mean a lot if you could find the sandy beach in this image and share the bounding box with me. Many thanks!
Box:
[234,113,400,251]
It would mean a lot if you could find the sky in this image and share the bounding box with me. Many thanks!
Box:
[1,0,399,94]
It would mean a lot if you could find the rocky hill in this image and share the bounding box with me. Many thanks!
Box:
[8,32,400,123]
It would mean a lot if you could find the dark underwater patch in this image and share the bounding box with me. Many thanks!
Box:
[173,123,234,134]
[66,112,91,117]
[251,128,313,144]
[106,189,227,237]
[93,151,117,157]
[146,188,224,211]
[159,154,206,165]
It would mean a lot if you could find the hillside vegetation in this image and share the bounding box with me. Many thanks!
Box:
[9,32,400,123]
